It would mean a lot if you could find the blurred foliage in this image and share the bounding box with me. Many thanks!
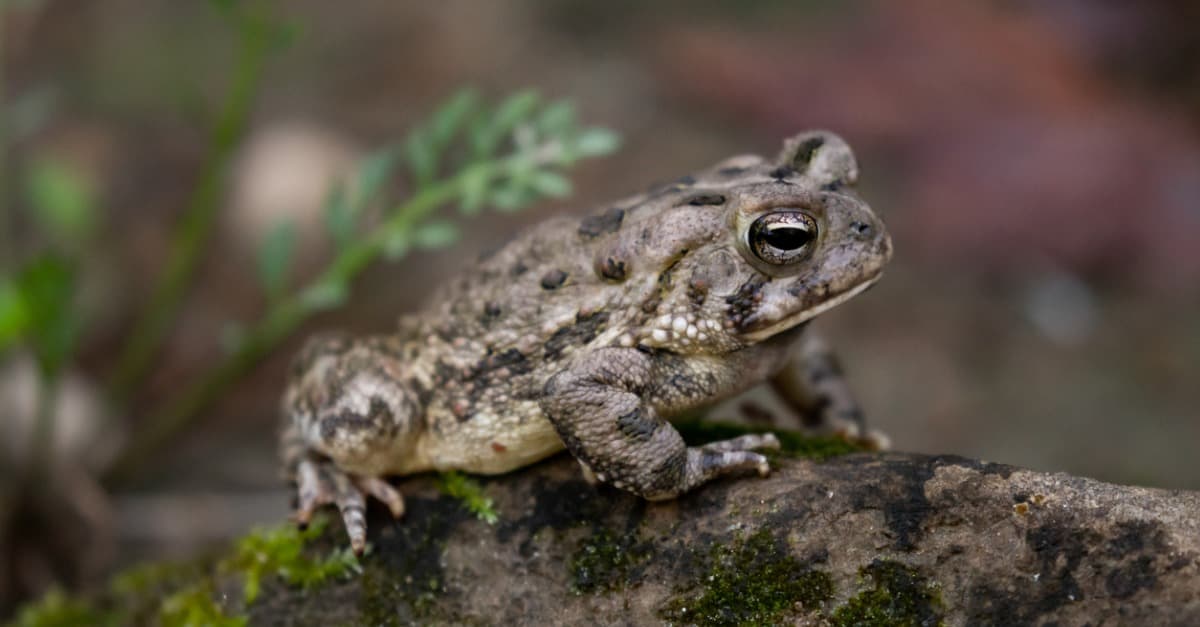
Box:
[5,589,113,627]
[1,0,619,614]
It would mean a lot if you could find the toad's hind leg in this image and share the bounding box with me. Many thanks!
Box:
[770,333,890,450]
[280,334,419,554]
[540,348,780,500]
[282,425,405,555]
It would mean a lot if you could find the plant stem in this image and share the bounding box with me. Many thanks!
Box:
[104,177,461,484]
[29,371,58,480]
[0,4,10,272]
[106,17,272,404]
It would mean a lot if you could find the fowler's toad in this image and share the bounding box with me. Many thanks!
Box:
[281,131,892,552]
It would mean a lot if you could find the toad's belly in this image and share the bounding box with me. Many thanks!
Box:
[380,401,567,476]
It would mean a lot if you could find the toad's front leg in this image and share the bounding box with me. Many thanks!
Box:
[540,347,779,500]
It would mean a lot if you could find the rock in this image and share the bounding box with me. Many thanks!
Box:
[242,451,1200,626]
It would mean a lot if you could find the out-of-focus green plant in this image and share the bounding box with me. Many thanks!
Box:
[106,0,295,404]
[221,515,360,605]
[108,87,620,480]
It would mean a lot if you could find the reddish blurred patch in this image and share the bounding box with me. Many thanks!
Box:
[653,0,1200,292]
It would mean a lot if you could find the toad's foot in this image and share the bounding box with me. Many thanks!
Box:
[294,459,404,555]
[828,421,892,452]
[699,433,780,476]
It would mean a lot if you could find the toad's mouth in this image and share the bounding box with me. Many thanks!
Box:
[739,274,882,343]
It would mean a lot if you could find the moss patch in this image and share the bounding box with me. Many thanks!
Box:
[831,560,944,627]
[660,528,833,626]
[221,515,361,603]
[676,419,866,460]
[6,588,115,627]
[437,471,499,524]
[569,527,651,594]
[7,515,356,627]
[158,582,246,627]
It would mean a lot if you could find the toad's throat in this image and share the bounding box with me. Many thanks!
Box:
[739,274,881,343]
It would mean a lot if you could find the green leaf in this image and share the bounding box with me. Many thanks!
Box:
[381,229,412,260]
[472,89,539,159]
[405,129,437,187]
[257,221,296,300]
[490,183,535,212]
[536,100,576,135]
[299,281,348,312]
[352,145,401,208]
[0,277,31,352]
[429,89,479,149]
[412,221,460,249]
[323,184,354,250]
[529,170,572,198]
[573,127,622,158]
[16,255,78,378]
[458,168,491,215]
[24,158,97,246]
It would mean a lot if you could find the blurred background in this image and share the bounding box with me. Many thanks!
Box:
[2,0,1198,614]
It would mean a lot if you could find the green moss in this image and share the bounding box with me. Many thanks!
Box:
[6,588,115,627]
[109,559,212,626]
[159,582,246,627]
[569,527,651,594]
[830,560,944,627]
[661,528,834,626]
[437,471,499,524]
[676,419,866,460]
[220,515,361,603]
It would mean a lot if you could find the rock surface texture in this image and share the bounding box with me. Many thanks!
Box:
[251,452,1200,626]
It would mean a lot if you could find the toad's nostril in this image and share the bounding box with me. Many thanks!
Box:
[849,221,873,237]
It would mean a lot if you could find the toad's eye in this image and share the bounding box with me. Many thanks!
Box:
[748,212,818,265]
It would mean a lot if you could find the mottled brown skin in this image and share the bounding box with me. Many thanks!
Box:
[281,131,893,552]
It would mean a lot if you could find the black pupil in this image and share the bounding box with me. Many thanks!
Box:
[763,225,812,251]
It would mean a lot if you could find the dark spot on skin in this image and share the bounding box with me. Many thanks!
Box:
[656,251,688,291]
[644,446,687,495]
[676,175,696,185]
[686,194,726,206]
[790,137,825,170]
[724,277,767,330]
[849,221,873,238]
[544,311,610,360]
[478,348,533,377]
[541,269,568,290]
[407,376,434,407]
[769,166,796,182]
[578,207,626,239]
[319,401,388,440]
[598,256,627,281]
[640,295,661,314]
[821,181,843,192]
[663,372,715,399]
[432,359,461,385]
[687,279,708,306]
[718,166,746,177]
[510,261,528,277]
[491,441,507,453]
[480,301,502,325]
[616,407,659,441]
